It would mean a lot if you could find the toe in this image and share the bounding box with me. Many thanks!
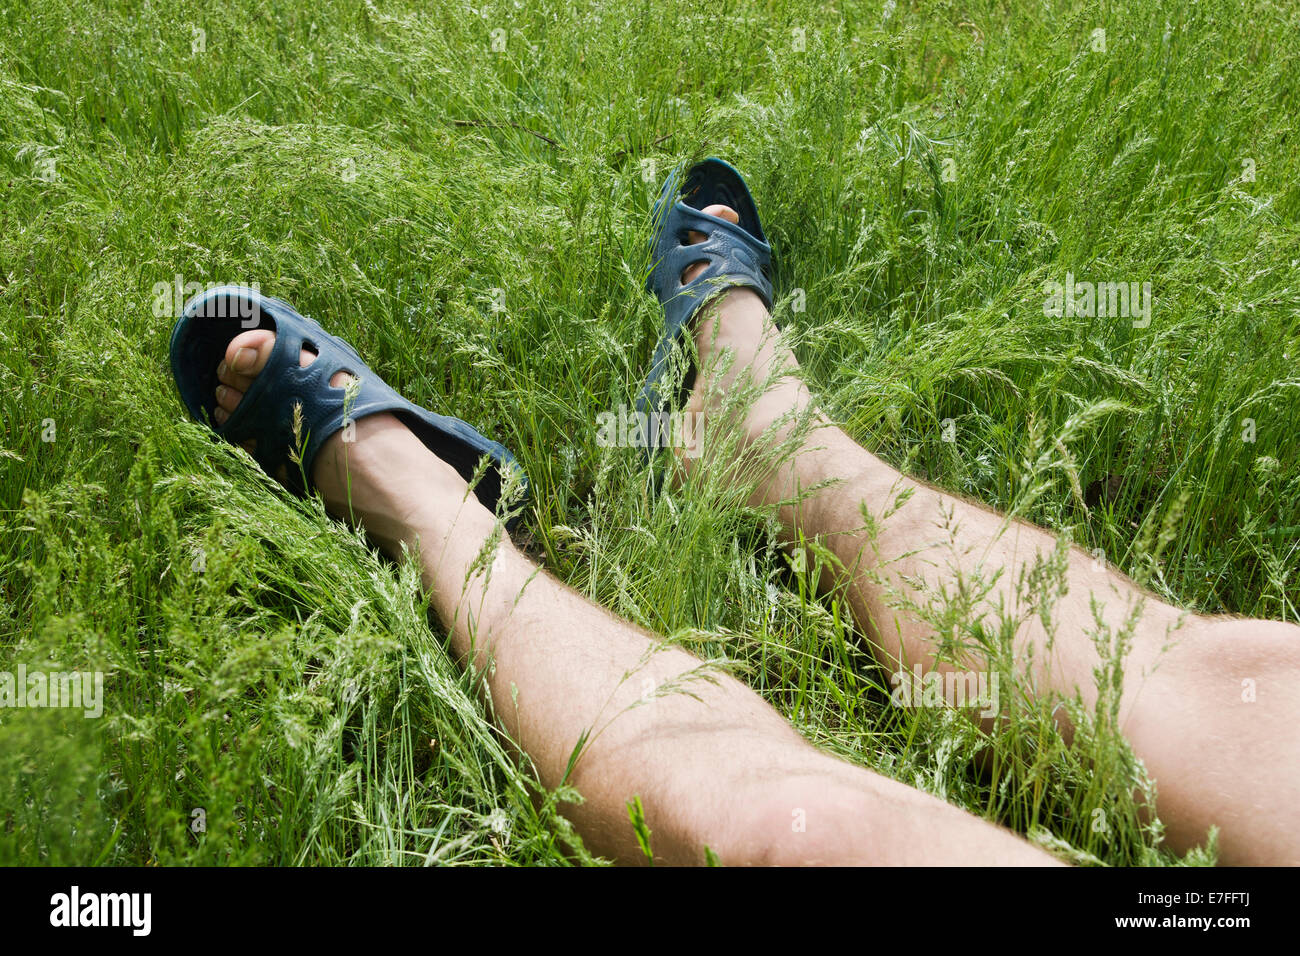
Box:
[214,382,244,413]
[700,203,740,225]
[218,329,276,391]
[685,204,741,246]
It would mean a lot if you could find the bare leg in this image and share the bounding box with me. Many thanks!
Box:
[682,254,1300,865]
[210,328,1057,865]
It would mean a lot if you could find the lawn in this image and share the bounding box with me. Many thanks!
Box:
[2,0,1297,865]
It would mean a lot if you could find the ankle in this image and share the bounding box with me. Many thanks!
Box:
[311,414,483,545]
[693,288,770,373]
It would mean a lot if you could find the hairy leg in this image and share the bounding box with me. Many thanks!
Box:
[684,276,1300,866]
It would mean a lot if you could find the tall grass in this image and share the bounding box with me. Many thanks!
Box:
[2,0,1296,864]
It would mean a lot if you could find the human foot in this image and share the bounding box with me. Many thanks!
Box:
[675,205,821,470]
[211,327,483,554]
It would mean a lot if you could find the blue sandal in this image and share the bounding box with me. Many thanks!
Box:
[636,158,773,451]
[169,286,527,524]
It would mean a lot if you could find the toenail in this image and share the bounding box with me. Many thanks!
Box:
[217,360,228,378]
[215,384,227,403]
[233,347,257,372]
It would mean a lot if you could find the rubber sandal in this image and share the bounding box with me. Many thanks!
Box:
[636,157,773,453]
[169,285,527,525]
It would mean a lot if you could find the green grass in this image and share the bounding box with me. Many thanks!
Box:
[1,0,1296,865]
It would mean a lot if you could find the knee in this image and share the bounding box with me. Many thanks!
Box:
[1150,616,1300,711]
[725,772,877,866]
[1192,616,1300,674]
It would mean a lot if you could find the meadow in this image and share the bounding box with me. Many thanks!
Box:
[2,0,1297,865]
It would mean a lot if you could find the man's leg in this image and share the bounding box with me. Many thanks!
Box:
[681,226,1300,865]
[211,328,1057,865]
